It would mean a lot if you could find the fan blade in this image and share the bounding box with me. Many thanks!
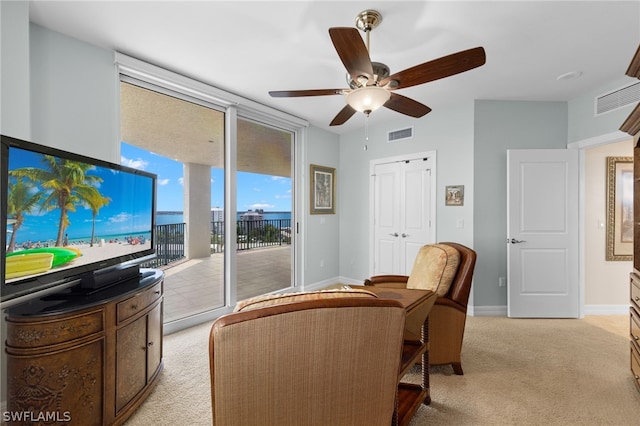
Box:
[329,27,374,82]
[269,89,345,98]
[384,93,431,118]
[330,105,356,126]
[380,47,486,90]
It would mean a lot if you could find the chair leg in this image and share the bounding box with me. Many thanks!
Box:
[452,362,463,375]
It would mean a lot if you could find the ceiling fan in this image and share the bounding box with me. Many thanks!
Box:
[269,9,486,126]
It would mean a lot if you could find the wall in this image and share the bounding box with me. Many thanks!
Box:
[30,24,118,161]
[472,100,569,310]
[0,1,30,140]
[303,126,341,286]
[568,75,639,144]
[584,139,634,308]
[0,0,31,409]
[338,101,475,282]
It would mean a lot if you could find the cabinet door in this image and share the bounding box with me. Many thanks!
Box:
[6,339,104,426]
[146,302,163,379]
[116,317,147,413]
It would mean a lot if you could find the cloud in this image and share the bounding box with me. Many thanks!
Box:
[248,203,274,210]
[121,156,148,170]
[157,178,170,186]
[178,177,184,186]
[109,212,131,223]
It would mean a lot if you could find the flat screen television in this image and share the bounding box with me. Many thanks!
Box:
[1,135,157,308]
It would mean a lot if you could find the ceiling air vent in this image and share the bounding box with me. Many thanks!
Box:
[387,126,414,143]
[595,82,640,116]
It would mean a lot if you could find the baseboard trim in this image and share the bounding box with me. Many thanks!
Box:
[468,305,507,317]
[583,304,629,315]
[468,304,630,317]
[302,277,342,291]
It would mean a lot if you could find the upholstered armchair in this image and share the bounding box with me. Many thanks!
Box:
[209,289,406,426]
[365,242,477,375]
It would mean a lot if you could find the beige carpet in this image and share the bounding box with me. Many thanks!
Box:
[125,315,640,426]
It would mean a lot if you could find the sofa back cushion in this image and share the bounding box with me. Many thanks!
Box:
[407,244,460,296]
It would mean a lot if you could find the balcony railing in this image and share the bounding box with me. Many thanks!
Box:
[142,223,186,268]
[234,218,292,252]
[143,218,292,267]
[212,218,292,253]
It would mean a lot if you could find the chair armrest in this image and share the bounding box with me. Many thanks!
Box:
[434,296,467,314]
[364,275,409,288]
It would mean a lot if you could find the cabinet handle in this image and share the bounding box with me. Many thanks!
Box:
[154,291,161,295]
[148,341,154,347]
[635,296,640,301]
[634,335,639,341]
[130,304,139,310]
[636,375,640,380]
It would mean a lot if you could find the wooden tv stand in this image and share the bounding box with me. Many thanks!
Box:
[3,268,164,426]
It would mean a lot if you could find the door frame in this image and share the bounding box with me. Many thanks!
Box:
[369,151,437,277]
[569,130,632,317]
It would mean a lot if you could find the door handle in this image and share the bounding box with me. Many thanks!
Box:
[389,232,399,237]
[509,238,526,244]
[402,233,410,238]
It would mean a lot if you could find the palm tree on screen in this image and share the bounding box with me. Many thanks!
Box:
[6,178,43,253]
[10,155,104,246]
[82,189,111,247]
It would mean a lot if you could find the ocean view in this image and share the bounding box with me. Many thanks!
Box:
[156,211,292,225]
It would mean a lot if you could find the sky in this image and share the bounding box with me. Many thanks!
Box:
[120,143,292,212]
[8,145,154,243]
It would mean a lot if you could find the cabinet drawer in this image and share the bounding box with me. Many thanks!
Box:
[6,309,104,349]
[631,272,640,311]
[631,342,640,391]
[631,307,640,346]
[117,282,162,323]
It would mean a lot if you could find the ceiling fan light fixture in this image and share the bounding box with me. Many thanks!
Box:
[346,86,390,114]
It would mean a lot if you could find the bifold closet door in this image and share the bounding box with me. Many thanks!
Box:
[373,159,433,275]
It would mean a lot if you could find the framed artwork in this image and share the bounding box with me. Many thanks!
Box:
[606,156,633,261]
[310,164,336,214]
[445,185,464,206]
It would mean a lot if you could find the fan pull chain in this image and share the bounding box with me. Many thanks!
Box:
[364,114,369,150]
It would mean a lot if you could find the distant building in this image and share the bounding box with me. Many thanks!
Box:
[240,209,264,222]
[211,207,223,234]
[239,209,264,233]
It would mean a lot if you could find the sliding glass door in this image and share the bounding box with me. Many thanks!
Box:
[236,118,294,300]
[120,80,226,321]
[119,78,298,326]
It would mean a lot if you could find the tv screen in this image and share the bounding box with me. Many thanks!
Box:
[1,135,156,306]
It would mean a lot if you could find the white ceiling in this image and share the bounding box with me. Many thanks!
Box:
[28,1,640,135]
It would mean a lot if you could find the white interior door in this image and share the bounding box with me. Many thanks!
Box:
[373,162,400,274]
[507,149,579,318]
[373,156,435,275]
[402,159,433,273]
